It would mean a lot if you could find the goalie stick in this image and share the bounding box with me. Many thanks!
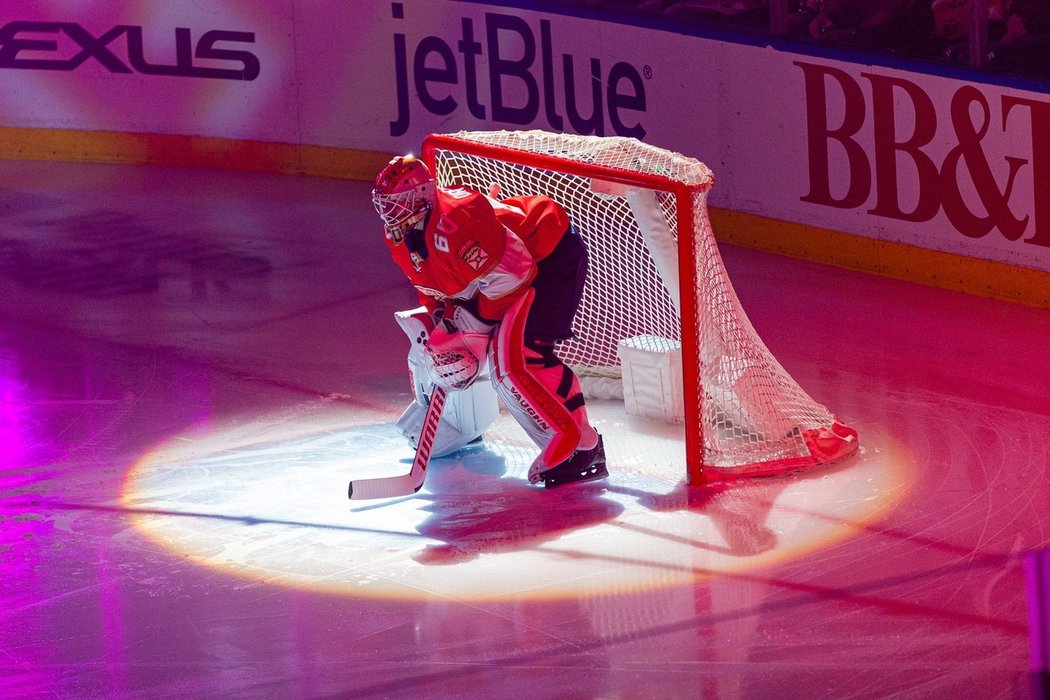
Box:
[348,386,447,500]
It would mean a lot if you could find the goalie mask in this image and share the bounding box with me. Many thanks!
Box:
[372,155,436,244]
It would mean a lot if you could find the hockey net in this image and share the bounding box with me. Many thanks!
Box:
[422,130,857,483]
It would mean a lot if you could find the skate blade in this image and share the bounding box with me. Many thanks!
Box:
[543,462,609,489]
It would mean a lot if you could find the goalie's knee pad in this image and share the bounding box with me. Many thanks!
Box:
[489,291,599,477]
[395,379,500,458]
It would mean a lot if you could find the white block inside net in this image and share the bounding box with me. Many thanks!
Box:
[617,335,684,424]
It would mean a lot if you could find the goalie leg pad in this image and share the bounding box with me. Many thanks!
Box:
[395,307,498,457]
[489,290,600,483]
[395,378,499,458]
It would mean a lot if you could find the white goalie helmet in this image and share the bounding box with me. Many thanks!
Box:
[372,155,437,243]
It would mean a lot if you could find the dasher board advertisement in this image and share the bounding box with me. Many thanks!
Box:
[1,1,1047,273]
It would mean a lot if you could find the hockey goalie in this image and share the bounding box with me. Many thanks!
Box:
[368,154,608,491]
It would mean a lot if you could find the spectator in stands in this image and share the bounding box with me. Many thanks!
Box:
[806,0,923,46]
[1000,0,1050,42]
[987,0,1050,73]
[935,0,1050,74]
[933,0,1005,60]
[657,0,772,29]
[932,0,974,45]
[804,0,929,49]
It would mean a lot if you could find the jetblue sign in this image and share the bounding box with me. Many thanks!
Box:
[389,3,649,138]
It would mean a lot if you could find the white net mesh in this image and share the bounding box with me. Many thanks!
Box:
[425,130,857,479]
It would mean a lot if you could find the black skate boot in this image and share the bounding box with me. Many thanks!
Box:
[539,435,608,489]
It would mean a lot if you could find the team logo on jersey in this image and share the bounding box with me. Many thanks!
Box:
[414,284,446,300]
[458,241,490,271]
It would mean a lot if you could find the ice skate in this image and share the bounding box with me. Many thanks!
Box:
[531,435,608,489]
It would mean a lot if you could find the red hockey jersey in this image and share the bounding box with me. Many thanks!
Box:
[385,187,569,321]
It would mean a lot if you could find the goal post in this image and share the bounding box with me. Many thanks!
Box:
[421,129,858,484]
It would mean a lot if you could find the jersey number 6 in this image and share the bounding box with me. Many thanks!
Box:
[433,234,450,253]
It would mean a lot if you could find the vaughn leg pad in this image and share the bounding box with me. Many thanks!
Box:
[395,376,499,458]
